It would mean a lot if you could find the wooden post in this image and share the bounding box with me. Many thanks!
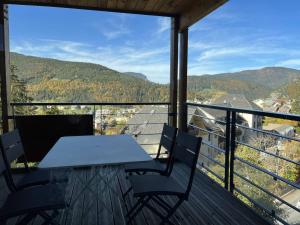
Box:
[178,28,188,131]
[0,4,10,133]
[169,17,179,128]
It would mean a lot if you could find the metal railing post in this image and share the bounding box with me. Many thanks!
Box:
[93,104,96,134]
[229,111,236,193]
[100,105,103,135]
[224,110,231,190]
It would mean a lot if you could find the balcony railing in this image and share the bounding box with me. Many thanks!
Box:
[187,102,300,225]
[9,101,300,224]
[10,102,170,157]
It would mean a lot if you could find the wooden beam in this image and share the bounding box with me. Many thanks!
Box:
[178,28,188,131]
[0,4,11,133]
[169,17,179,128]
[179,0,227,32]
[5,0,176,17]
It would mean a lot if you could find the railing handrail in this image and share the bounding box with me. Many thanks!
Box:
[187,102,300,121]
[187,102,300,225]
[11,102,170,106]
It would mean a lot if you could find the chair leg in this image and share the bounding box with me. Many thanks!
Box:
[39,210,60,225]
[126,196,145,218]
[122,186,133,200]
[126,196,152,224]
[159,198,184,225]
[16,213,36,225]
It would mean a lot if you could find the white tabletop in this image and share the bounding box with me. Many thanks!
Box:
[39,135,152,169]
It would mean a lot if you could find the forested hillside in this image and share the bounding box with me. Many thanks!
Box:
[216,67,300,89]
[188,75,272,100]
[10,53,169,102]
[9,52,300,103]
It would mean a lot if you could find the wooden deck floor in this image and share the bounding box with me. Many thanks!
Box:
[1,163,271,225]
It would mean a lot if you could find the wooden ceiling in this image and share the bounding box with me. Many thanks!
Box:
[4,0,228,31]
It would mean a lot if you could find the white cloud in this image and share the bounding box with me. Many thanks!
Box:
[157,17,170,34]
[93,15,130,40]
[277,59,300,68]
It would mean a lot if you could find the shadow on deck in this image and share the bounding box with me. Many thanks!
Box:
[1,163,271,225]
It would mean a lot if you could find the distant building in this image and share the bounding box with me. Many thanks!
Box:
[213,94,263,130]
[188,94,263,167]
[125,105,168,155]
[263,123,295,138]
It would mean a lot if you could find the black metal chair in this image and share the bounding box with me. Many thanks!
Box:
[0,129,66,191]
[125,131,202,225]
[124,123,177,176]
[0,147,67,225]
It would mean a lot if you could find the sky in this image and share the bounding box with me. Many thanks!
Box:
[9,0,300,84]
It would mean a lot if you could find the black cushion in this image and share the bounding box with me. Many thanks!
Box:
[16,169,51,190]
[124,160,165,174]
[0,184,66,219]
[128,175,185,197]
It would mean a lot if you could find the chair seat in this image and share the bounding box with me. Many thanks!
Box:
[16,169,51,190]
[16,169,69,190]
[128,175,185,197]
[124,160,165,174]
[0,184,67,220]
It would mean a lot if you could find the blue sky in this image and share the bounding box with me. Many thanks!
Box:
[9,0,300,84]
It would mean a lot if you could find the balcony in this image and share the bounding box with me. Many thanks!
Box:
[0,102,298,225]
[0,1,299,224]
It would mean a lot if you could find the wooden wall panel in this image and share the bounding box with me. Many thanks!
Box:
[117,0,128,10]
[143,0,159,12]
[5,0,228,38]
[179,0,227,31]
[107,0,118,10]
[135,0,149,12]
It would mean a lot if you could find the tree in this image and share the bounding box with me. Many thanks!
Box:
[10,65,34,115]
[208,136,295,223]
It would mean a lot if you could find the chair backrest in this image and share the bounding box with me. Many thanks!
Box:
[0,143,17,192]
[0,147,7,175]
[156,123,177,159]
[0,129,28,168]
[171,131,202,199]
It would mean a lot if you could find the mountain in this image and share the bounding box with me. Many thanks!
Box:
[213,67,300,89]
[189,67,300,100]
[9,52,300,103]
[188,75,272,100]
[124,72,148,81]
[10,52,169,103]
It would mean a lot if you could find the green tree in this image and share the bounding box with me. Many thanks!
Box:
[208,136,295,223]
[10,65,34,115]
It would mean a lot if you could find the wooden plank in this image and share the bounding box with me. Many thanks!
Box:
[126,0,138,11]
[117,0,128,10]
[135,0,149,12]
[99,0,108,8]
[117,168,149,225]
[179,0,228,32]
[107,0,118,9]
[156,0,175,13]
[68,169,86,225]
[97,167,114,225]
[152,0,166,12]
[173,164,271,225]
[107,166,126,225]
[1,164,273,225]
[143,0,159,13]
[5,0,176,16]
